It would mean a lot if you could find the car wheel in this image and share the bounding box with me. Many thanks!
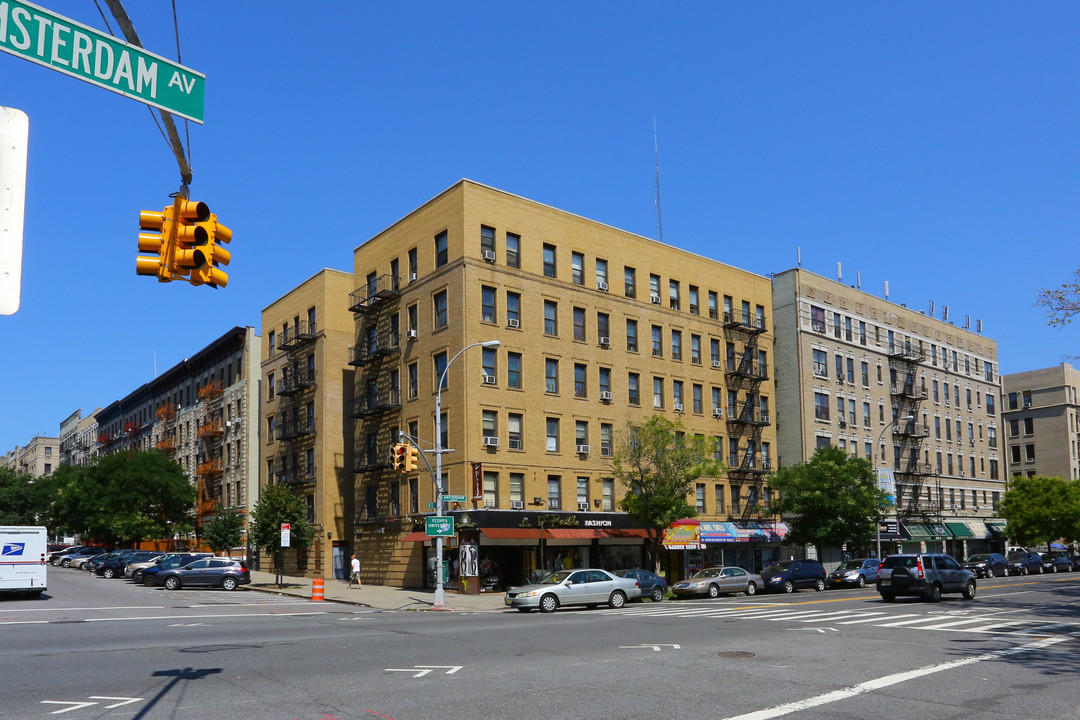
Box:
[985,567,994,579]
[164,576,182,591]
[813,578,825,592]
[650,585,664,602]
[539,594,559,613]
[1037,565,1044,574]
[143,576,156,587]
[925,583,942,603]
[783,580,795,594]
[880,592,895,603]
[103,568,116,579]
[1003,567,1010,576]
[962,580,976,600]
[1052,565,1059,573]
[609,590,627,609]
[61,559,72,568]
[857,576,867,588]
[1021,565,1029,576]
[707,584,720,598]
[745,582,757,596]
[222,577,239,591]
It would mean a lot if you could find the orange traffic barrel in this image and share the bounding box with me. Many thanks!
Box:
[311,577,325,601]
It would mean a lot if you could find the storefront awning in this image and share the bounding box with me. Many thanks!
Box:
[545,528,650,540]
[945,522,975,539]
[986,521,1008,538]
[401,531,431,542]
[901,523,931,539]
[480,528,542,540]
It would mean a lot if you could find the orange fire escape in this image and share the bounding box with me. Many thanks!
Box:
[196,381,226,541]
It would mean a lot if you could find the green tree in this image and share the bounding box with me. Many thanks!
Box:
[50,451,194,546]
[248,483,316,583]
[610,416,725,573]
[769,446,887,559]
[1037,270,1080,327]
[201,503,245,555]
[0,467,53,525]
[999,475,1080,551]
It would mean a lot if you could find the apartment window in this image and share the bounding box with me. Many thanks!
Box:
[597,312,610,342]
[506,233,520,268]
[1024,417,1034,435]
[408,362,419,399]
[596,258,608,287]
[574,363,587,398]
[507,352,522,389]
[810,305,825,332]
[708,291,718,320]
[814,392,830,421]
[546,418,560,452]
[673,380,684,409]
[626,319,638,352]
[731,484,741,514]
[863,402,871,427]
[624,266,636,298]
[573,307,587,341]
[858,321,866,345]
[714,485,726,514]
[545,358,559,393]
[846,358,855,383]
[693,384,703,414]
[480,225,495,254]
[691,335,701,365]
[571,252,584,285]
[711,339,721,366]
[434,231,448,267]
[602,478,614,511]
[268,330,276,355]
[576,421,589,449]
[510,472,524,505]
[407,303,418,336]
[543,244,557,277]
[508,413,523,450]
[652,325,663,357]
[547,475,561,509]
[966,388,972,409]
[1025,444,1036,462]
[1007,392,1018,410]
[649,274,661,301]
[434,352,448,390]
[932,380,939,402]
[577,477,590,508]
[689,286,699,315]
[481,286,497,323]
[600,423,613,457]
[669,280,680,309]
[835,354,843,380]
[756,305,766,330]
[482,348,497,382]
[812,349,828,377]
[507,292,521,327]
[267,372,275,401]
[986,394,995,414]
[434,290,448,329]
[482,410,498,444]
[599,367,611,395]
[653,377,665,409]
[848,399,856,426]
[628,373,640,405]
[861,361,869,386]
[696,483,706,512]
[671,330,683,361]
[544,300,558,335]
[482,471,498,509]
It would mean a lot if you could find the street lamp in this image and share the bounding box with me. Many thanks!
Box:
[876,414,914,560]
[433,339,501,608]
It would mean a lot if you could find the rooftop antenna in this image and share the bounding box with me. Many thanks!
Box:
[977,319,983,333]
[653,116,663,244]
[942,305,950,321]
[929,300,935,317]
[837,262,842,283]
[797,246,802,267]
[884,280,890,301]
[963,315,971,330]
[857,271,861,289]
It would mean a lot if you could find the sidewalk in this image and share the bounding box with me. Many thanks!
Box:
[246,570,507,612]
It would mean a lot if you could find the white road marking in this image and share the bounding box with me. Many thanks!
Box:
[839,613,916,624]
[720,633,1075,720]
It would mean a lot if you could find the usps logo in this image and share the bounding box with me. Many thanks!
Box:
[2,543,26,557]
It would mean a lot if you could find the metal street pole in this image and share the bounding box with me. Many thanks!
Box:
[876,415,914,559]
[433,339,500,609]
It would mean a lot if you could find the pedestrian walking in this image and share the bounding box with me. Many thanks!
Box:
[349,554,362,589]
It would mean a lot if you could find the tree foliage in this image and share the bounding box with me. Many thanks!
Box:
[50,451,194,545]
[201,503,245,555]
[769,446,887,558]
[1037,270,1080,327]
[610,415,725,572]
[248,483,316,562]
[0,467,55,525]
[999,475,1080,550]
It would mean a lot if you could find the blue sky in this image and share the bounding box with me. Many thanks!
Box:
[2,2,1078,452]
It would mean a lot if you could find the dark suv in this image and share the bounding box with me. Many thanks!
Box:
[1005,551,1043,575]
[761,559,826,593]
[877,553,976,602]
[160,557,251,591]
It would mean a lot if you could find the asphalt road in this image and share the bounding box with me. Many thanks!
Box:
[3,567,1078,720]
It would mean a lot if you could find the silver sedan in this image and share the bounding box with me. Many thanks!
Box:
[671,566,761,598]
[505,569,642,613]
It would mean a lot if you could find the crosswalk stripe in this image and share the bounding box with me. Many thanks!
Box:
[838,613,907,624]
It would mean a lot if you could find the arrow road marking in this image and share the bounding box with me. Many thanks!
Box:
[41,701,97,714]
[89,697,143,708]
[385,665,462,678]
[619,643,681,651]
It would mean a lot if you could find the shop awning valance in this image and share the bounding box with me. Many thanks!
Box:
[945,522,975,539]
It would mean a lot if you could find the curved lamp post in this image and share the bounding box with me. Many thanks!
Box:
[433,339,500,608]
[876,415,914,559]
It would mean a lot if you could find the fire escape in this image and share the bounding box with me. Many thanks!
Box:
[155,403,179,457]
[888,342,936,521]
[348,273,402,527]
[196,381,226,525]
[275,321,319,487]
[723,307,771,520]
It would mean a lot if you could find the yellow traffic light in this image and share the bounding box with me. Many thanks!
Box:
[391,443,407,473]
[189,213,231,288]
[135,205,177,281]
[405,445,419,473]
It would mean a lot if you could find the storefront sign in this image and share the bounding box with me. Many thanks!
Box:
[662,524,703,550]
[471,462,483,500]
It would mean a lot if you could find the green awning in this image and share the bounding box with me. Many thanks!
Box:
[925,522,951,539]
[901,523,931,539]
[986,521,1008,538]
[945,522,975,539]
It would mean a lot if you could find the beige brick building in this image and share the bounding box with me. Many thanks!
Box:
[772,268,1006,558]
[1001,363,1080,481]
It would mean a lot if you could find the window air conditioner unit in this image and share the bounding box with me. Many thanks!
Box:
[599,337,610,347]
[409,271,417,282]
[600,391,613,402]
[406,329,418,340]
[673,403,684,413]
[507,318,520,329]
[482,374,496,385]
[838,420,847,428]
[713,408,723,419]
[577,444,590,455]
[597,281,609,291]
[483,436,500,447]
[482,249,496,262]
[712,360,723,369]
[577,502,589,511]
[510,500,524,510]
[651,294,662,305]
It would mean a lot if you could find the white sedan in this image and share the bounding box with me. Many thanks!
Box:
[505,568,642,613]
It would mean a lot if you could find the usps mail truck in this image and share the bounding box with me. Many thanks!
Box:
[1,526,47,598]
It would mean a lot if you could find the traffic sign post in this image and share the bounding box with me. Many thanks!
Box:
[0,1,205,123]
[0,106,27,315]
[425,516,454,537]
[442,495,466,503]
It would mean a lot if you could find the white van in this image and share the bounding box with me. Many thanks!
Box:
[0,526,47,598]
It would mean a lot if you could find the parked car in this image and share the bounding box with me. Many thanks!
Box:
[52,546,96,567]
[45,544,73,563]
[826,559,880,589]
[670,566,761,598]
[1041,552,1074,573]
[84,549,132,573]
[96,551,159,579]
[761,559,827,593]
[73,552,110,570]
[159,558,251,591]
[61,547,107,568]
[126,554,168,580]
[962,553,1009,578]
[877,553,976,602]
[504,569,641,613]
[1005,551,1044,575]
[613,568,667,602]
[137,553,213,586]
[1071,556,1080,571]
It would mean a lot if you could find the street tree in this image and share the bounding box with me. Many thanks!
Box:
[610,415,725,574]
[249,483,316,584]
[50,451,194,546]
[1037,270,1080,328]
[201,503,245,556]
[0,467,53,525]
[769,445,887,559]
[999,475,1080,551]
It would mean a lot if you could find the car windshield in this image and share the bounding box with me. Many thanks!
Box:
[536,571,574,585]
[880,556,918,569]
[966,554,990,562]
[834,561,863,571]
[763,562,791,573]
[691,568,722,579]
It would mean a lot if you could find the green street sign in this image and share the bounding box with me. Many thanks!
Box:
[425,516,455,537]
[442,495,467,503]
[0,1,205,123]
[427,502,438,510]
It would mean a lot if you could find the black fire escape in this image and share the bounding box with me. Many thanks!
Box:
[723,308,771,520]
[275,321,318,487]
[888,341,935,520]
[348,274,402,526]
